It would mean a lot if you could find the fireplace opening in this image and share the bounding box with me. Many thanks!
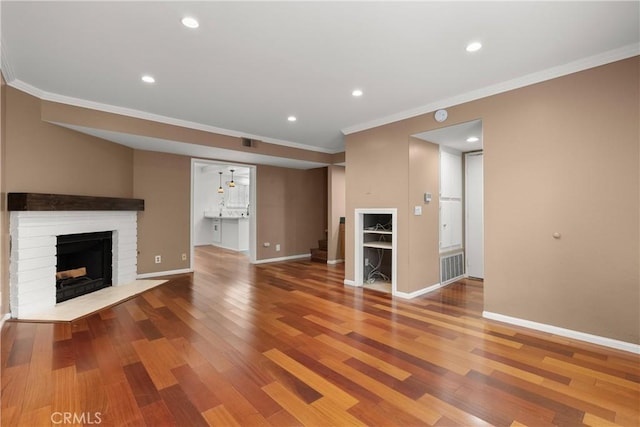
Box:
[56,231,113,303]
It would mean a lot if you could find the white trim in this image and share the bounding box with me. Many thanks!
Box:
[483,311,640,355]
[7,79,339,155]
[394,282,442,299]
[190,160,196,273]
[210,243,248,252]
[0,40,16,83]
[327,259,344,265]
[252,254,310,264]
[137,268,193,279]
[249,167,257,264]
[190,158,257,266]
[0,313,11,331]
[441,272,467,287]
[342,43,640,136]
[343,279,357,287]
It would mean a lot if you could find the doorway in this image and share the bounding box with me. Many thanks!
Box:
[412,119,484,283]
[190,159,257,265]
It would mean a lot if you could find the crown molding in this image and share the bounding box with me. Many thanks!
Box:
[341,43,640,136]
[0,40,17,83]
[6,80,340,155]
[5,43,637,152]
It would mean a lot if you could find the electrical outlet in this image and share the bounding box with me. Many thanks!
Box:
[181,253,187,261]
[154,255,161,264]
[275,244,281,252]
[263,242,270,247]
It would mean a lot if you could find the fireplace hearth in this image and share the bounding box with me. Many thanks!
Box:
[56,231,113,303]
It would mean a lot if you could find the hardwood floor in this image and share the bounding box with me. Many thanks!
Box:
[2,246,639,426]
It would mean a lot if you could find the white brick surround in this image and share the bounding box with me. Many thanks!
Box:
[9,211,138,318]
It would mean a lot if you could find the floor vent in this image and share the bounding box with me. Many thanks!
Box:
[441,252,464,285]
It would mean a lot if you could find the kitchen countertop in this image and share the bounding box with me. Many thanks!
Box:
[204,212,249,219]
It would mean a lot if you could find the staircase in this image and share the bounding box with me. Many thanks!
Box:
[310,236,328,263]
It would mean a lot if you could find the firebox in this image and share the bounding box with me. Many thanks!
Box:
[56,231,113,303]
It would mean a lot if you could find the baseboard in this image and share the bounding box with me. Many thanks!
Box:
[211,243,248,252]
[327,259,344,265]
[137,268,193,279]
[252,254,310,264]
[0,312,12,329]
[343,281,445,298]
[441,274,467,286]
[483,311,640,355]
[394,282,441,299]
[343,279,357,287]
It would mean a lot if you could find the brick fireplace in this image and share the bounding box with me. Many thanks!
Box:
[8,193,144,318]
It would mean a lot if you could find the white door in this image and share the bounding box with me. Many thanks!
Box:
[465,152,484,279]
[440,147,463,252]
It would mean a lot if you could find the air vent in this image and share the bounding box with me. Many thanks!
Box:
[440,252,464,285]
[241,137,253,147]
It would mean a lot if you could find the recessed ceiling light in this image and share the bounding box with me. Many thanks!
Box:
[287,116,297,122]
[352,89,363,97]
[466,136,479,143]
[466,42,482,52]
[181,17,199,29]
[141,75,155,83]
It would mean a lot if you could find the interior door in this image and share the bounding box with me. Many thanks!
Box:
[440,147,463,252]
[465,152,484,279]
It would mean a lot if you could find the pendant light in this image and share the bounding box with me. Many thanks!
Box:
[217,171,224,194]
[228,169,236,187]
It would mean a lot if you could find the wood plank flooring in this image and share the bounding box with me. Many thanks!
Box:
[2,245,639,426]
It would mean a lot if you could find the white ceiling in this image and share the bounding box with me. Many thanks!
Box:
[414,119,483,152]
[2,1,639,161]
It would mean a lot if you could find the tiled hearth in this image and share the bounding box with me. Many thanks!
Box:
[9,210,138,318]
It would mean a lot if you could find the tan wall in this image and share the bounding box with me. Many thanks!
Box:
[482,58,639,344]
[3,87,134,313]
[327,165,345,262]
[5,88,134,197]
[345,124,410,289]
[256,165,327,259]
[1,74,8,317]
[133,150,191,273]
[3,87,329,282]
[408,138,440,292]
[135,157,328,272]
[41,101,336,166]
[345,57,639,344]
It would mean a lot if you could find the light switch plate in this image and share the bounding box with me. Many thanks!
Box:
[414,206,422,216]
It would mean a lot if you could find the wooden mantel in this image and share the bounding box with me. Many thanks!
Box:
[8,193,144,211]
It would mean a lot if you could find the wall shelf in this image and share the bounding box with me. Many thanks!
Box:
[363,241,392,249]
[363,230,393,235]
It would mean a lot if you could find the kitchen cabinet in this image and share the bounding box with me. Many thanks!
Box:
[204,212,248,251]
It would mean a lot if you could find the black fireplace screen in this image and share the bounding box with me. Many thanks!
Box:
[56,231,113,303]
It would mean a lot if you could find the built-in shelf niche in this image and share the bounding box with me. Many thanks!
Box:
[354,208,397,294]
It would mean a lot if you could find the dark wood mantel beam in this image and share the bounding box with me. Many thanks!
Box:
[8,193,144,211]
